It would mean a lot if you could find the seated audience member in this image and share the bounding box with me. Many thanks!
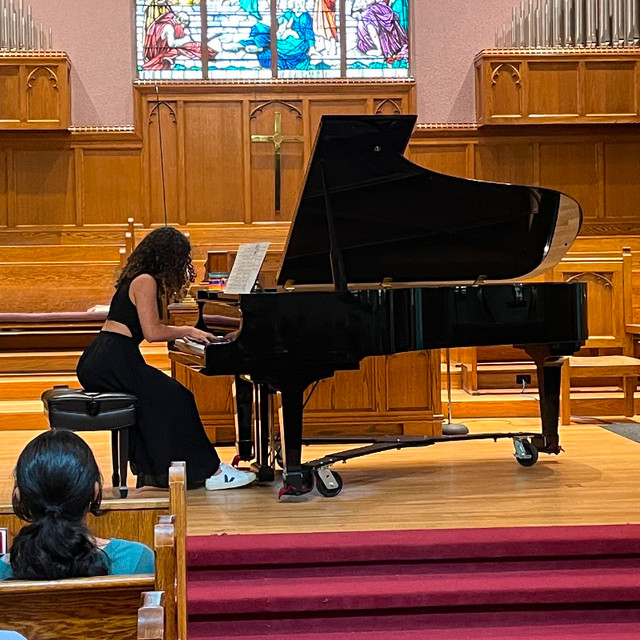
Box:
[0,430,154,580]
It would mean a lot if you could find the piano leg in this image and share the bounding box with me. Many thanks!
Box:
[232,376,254,464]
[277,387,313,497]
[523,345,566,454]
[251,382,276,482]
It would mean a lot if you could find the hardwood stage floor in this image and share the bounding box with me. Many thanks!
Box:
[2,418,640,536]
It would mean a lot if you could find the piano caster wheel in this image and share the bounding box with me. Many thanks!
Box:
[514,438,539,467]
[314,467,343,498]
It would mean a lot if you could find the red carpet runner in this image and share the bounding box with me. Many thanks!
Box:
[187,524,640,639]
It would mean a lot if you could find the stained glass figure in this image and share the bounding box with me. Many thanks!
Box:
[137,0,208,79]
[204,0,272,79]
[311,0,340,76]
[391,0,408,31]
[274,0,316,76]
[346,0,409,78]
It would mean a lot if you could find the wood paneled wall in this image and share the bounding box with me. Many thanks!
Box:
[2,83,639,238]
[172,349,441,443]
[0,129,143,229]
[134,81,416,227]
[1,81,640,313]
[0,81,415,233]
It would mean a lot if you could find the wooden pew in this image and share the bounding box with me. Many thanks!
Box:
[0,244,123,314]
[0,575,159,640]
[0,243,118,354]
[0,310,107,351]
[137,591,166,640]
[0,461,187,551]
[0,462,186,639]
[0,517,178,640]
[169,462,187,640]
[0,497,170,549]
[0,219,140,353]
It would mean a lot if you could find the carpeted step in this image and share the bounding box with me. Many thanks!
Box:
[188,607,640,639]
[188,565,640,616]
[187,524,640,568]
[189,622,640,640]
[187,525,640,639]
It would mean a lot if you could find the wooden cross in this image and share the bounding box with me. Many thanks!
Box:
[251,111,304,212]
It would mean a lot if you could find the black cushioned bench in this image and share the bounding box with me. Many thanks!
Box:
[41,386,137,498]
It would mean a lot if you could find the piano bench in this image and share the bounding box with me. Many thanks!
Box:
[41,386,137,498]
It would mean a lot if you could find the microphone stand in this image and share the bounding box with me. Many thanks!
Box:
[442,348,469,436]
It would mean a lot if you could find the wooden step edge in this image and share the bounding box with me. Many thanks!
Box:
[477,363,538,373]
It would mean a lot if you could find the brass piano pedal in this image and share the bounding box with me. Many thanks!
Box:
[278,470,313,499]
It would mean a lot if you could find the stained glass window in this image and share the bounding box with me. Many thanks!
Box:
[135,0,410,80]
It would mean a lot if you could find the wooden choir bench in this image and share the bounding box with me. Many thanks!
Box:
[0,245,124,315]
[558,247,640,424]
[0,310,108,351]
[0,218,141,352]
[451,248,640,424]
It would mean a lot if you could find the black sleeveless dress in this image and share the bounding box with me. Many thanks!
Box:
[76,277,219,488]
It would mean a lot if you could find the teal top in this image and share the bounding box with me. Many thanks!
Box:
[0,538,154,580]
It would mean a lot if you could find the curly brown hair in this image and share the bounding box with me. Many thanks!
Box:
[117,226,195,302]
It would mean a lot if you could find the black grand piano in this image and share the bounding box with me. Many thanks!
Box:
[169,114,588,499]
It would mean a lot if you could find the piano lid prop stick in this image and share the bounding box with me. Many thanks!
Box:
[319,160,348,294]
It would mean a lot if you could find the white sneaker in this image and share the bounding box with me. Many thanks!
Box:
[205,463,256,491]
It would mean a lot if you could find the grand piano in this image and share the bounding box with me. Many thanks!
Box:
[169,114,588,499]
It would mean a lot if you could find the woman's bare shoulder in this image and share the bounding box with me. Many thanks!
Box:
[130,273,157,289]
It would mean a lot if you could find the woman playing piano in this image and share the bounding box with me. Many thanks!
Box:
[77,226,256,490]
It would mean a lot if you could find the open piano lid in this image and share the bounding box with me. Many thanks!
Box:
[277,115,582,289]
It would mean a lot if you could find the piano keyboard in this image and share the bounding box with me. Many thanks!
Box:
[174,338,206,356]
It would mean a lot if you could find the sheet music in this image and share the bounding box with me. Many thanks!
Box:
[0,527,7,554]
[224,242,270,294]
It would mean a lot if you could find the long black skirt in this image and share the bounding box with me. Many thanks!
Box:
[77,331,220,488]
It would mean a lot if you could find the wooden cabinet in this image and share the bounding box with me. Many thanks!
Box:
[475,49,640,126]
[0,52,70,129]
[172,349,442,444]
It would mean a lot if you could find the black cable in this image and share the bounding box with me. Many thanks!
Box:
[303,380,320,409]
[154,85,169,226]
